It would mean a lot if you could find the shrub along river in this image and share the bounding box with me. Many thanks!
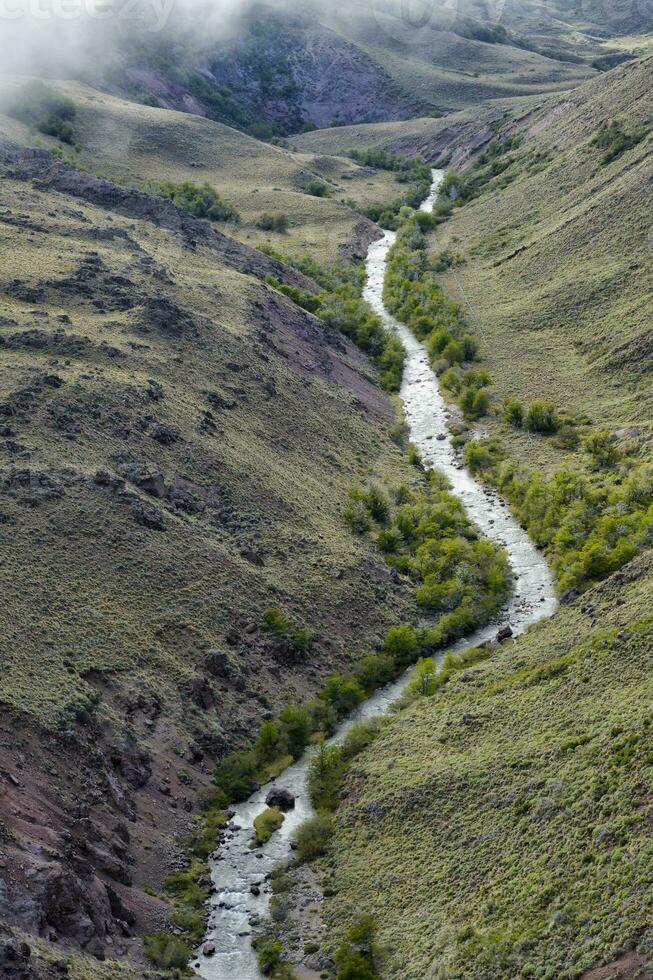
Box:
[195,171,557,979]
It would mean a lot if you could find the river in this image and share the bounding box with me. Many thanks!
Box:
[194,169,557,980]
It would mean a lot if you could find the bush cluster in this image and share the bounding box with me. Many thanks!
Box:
[146,180,240,222]
[591,120,649,165]
[334,917,380,980]
[262,606,313,654]
[384,216,481,389]
[263,253,405,392]
[349,149,433,229]
[9,81,77,144]
[464,437,653,593]
[256,212,289,232]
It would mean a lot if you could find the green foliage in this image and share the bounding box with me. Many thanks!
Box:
[263,254,405,392]
[214,749,259,803]
[256,212,289,232]
[525,400,559,434]
[383,624,420,667]
[9,81,76,144]
[335,917,380,980]
[344,485,390,531]
[504,399,524,428]
[469,438,653,592]
[252,807,285,847]
[144,932,193,971]
[354,152,432,230]
[262,606,313,654]
[465,438,505,474]
[460,385,490,419]
[278,704,312,758]
[146,180,240,222]
[257,719,283,762]
[583,431,620,469]
[383,215,479,382]
[366,471,512,633]
[293,812,334,862]
[306,178,331,197]
[319,675,365,718]
[255,937,295,978]
[591,120,649,164]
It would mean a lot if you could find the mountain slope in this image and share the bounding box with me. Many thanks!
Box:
[432,55,653,448]
[0,137,417,966]
[289,53,653,980]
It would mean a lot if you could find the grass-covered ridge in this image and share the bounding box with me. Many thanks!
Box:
[321,551,653,978]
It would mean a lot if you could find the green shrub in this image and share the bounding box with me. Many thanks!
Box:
[146,180,239,222]
[255,937,294,977]
[383,624,419,667]
[583,431,620,469]
[144,933,193,970]
[591,120,649,164]
[465,438,505,473]
[9,81,76,144]
[504,399,524,428]
[252,807,284,847]
[278,705,312,758]
[525,401,559,434]
[214,749,258,802]
[335,917,380,980]
[257,719,283,762]
[262,606,313,654]
[306,178,331,197]
[319,675,365,718]
[293,813,334,862]
[256,212,289,232]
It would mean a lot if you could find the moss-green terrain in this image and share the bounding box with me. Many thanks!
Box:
[324,553,653,979]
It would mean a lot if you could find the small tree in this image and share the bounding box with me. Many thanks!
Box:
[525,400,558,434]
[504,399,524,428]
[583,430,619,469]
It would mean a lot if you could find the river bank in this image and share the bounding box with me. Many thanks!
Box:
[194,170,557,980]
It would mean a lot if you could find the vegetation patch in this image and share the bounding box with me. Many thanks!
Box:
[464,436,653,594]
[591,120,649,165]
[145,179,240,222]
[252,807,285,847]
[8,81,77,144]
[262,252,405,391]
[347,150,433,229]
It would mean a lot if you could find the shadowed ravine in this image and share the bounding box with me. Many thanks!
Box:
[195,171,558,980]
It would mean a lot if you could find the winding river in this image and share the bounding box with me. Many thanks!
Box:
[195,170,557,980]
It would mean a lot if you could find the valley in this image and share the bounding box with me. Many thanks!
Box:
[0,2,651,979]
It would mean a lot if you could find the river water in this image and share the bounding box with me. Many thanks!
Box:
[195,170,557,980]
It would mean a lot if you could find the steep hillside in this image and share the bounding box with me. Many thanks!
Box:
[432,55,653,454]
[0,137,417,968]
[325,550,653,978]
[82,3,596,135]
[279,54,653,980]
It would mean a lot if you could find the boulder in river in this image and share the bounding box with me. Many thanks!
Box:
[202,941,216,957]
[265,787,296,811]
[496,625,513,642]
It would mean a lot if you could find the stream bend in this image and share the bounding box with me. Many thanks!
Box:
[195,170,557,980]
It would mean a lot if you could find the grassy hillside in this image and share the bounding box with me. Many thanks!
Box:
[324,550,653,978]
[280,54,653,980]
[0,136,421,966]
[0,77,410,264]
[289,96,546,163]
[431,55,653,460]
